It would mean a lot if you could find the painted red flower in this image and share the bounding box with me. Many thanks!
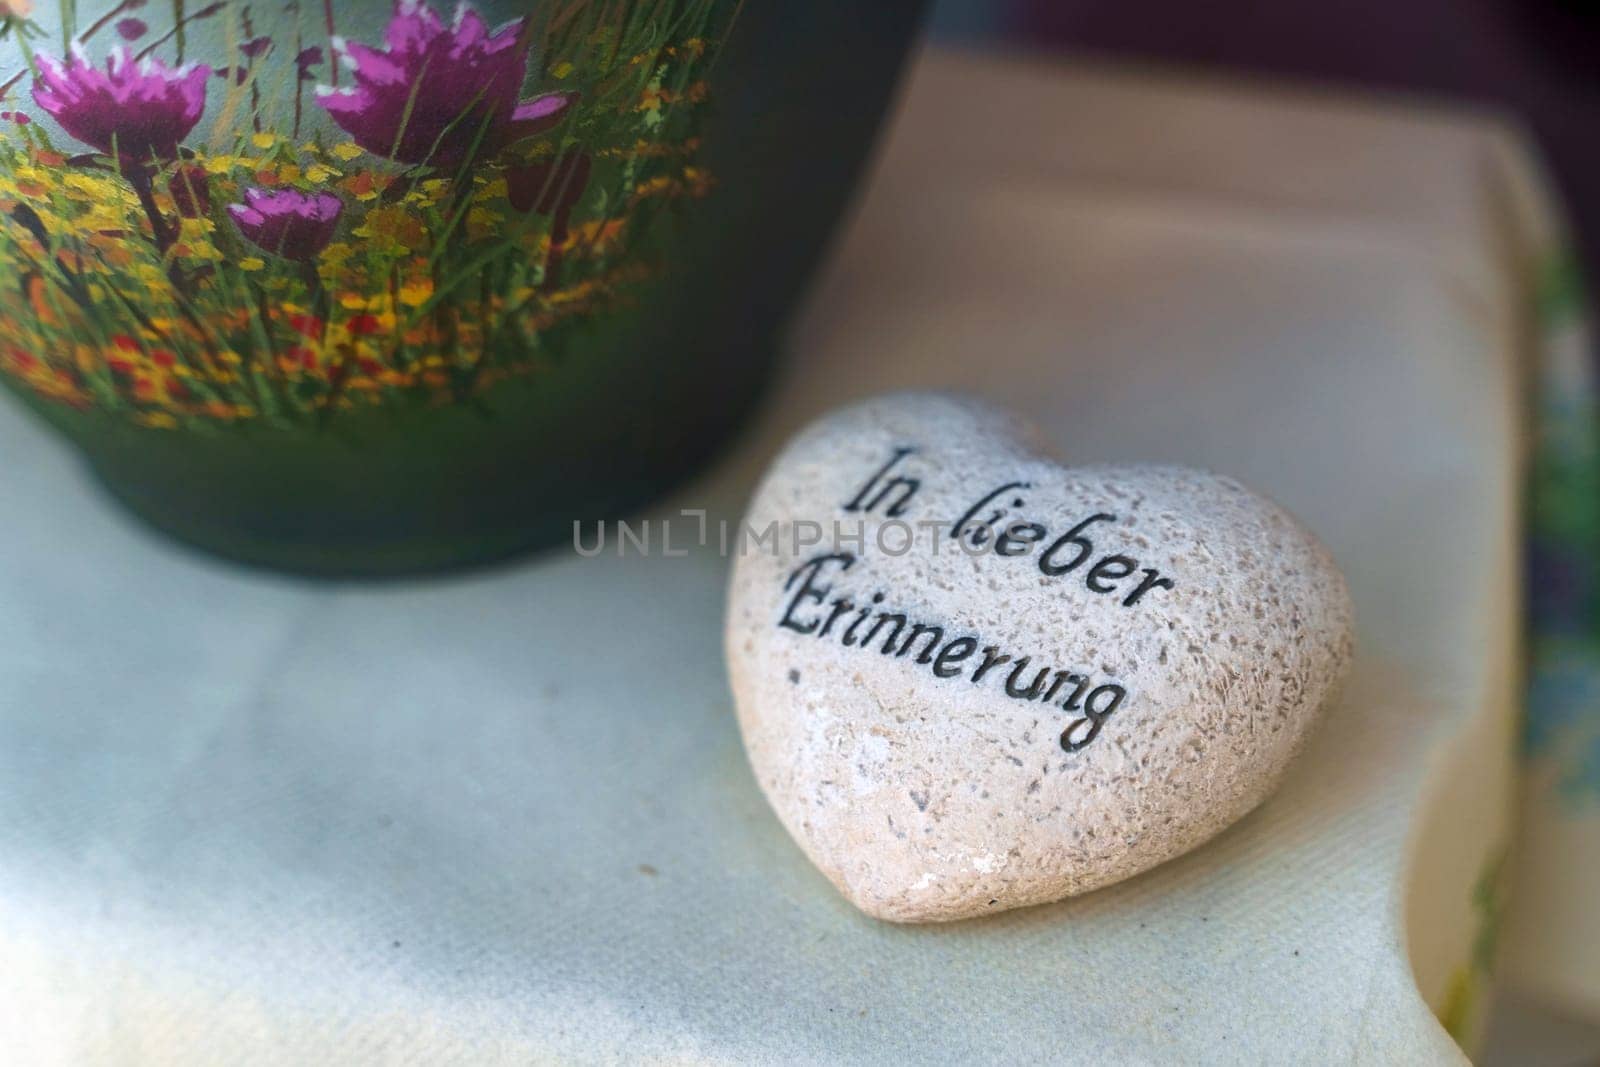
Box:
[507,151,591,215]
[507,151,593,292]
[168,164,211,217]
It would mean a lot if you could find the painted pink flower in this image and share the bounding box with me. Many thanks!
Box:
[32,46,209,167]
[228,188,343,261]
[316,0,573,169]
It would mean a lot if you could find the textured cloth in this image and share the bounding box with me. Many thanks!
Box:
[0,49,1577,1063]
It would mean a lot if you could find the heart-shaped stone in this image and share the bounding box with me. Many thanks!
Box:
[726,392,1353,922]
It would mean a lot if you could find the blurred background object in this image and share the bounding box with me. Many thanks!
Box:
[931,0,1600,337]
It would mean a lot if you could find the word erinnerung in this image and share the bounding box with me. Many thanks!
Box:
[778,553,1126,753]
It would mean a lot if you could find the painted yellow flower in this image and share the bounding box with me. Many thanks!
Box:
[467,206,504,241]
[61,172,118,202]
[86,234,136,268]
[318,242,355,271]
[352,205,428,253]
[398,281,434,308]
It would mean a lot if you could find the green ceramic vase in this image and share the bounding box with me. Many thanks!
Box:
[0,0,925,574]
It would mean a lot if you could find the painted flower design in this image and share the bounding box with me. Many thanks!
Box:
[316,0,573,169]
[33,46,209,167]
[0,0,726,431]
[228,188,343,261]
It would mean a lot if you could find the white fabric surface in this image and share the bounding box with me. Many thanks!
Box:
[0,49,1554,1063]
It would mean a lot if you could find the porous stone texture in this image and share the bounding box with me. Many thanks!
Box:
[726,392,1354,923]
